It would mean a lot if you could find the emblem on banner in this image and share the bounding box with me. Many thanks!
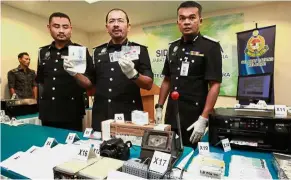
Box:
[245,30,269,57]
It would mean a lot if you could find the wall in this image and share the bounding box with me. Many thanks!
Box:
[1,4,90,99]
[89,2,291,107]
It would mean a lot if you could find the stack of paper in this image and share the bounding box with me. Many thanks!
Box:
[185,153,225,179]
[228,155,272,179]
[1,143,82,179]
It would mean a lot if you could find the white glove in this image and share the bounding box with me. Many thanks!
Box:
[63,56,77,76]
[11,93,18,100]
[118,59,138,79]
[155,107,163,124]
[187,116,208,144]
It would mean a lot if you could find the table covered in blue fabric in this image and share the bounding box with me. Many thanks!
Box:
[0,124,193,179]
[1,124,278,179]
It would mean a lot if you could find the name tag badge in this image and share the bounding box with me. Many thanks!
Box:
[180,61,189,76]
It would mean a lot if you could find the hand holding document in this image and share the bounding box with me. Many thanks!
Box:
[63,46,87,76]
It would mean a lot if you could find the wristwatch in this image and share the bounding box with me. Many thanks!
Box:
[130,73,139,81]
[155,104,163,109]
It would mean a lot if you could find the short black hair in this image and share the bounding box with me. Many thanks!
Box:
[18,52,29,59]
[177,1,202,17]
[49,12,71,24]
[105,8,129,23]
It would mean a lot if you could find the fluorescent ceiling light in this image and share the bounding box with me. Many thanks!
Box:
[84,0,100,4]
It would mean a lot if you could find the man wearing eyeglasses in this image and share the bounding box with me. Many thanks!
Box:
[64,8,153,131]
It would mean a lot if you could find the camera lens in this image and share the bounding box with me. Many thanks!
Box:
[100,149,117,158]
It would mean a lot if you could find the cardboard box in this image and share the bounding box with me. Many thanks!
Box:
[110,121,171,137]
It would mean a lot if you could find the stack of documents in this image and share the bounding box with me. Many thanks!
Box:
[0,143,82,179]
[185,153,225,179]
[228,155,272,179]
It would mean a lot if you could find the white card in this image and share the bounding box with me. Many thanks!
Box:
[113,51,123,62]
[114,113,125,123]
[65,133,79,144]
[109,52,114,62]
[131,46,140,54]
[122,46,140,55]
[76,145,96,161]
[221,138,231,152]
[198,142,210,154]
[93,143,100,156]
[275,105,287,116]
[69,46,86,60]
[123,53,139,61]
[26,146,40,154]
[149,151,171,174]
[180,62,189,76]
[83,128,93,138]
[43,137,57,148]
[67,46,86,73]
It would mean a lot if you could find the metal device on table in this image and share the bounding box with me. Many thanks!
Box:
[1,98,37,117]
[209,108,291,154]
[99,138,132,161]
[122,91,184,179]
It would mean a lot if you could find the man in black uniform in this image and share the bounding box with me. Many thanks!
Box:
[8,52,37,99]
[65,9,153,131]
[36,12,93,131]
[155,1,222,147]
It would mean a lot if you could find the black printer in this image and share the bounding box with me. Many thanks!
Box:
[209,108,291,154]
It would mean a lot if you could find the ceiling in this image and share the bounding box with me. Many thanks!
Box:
[2,1,270,33]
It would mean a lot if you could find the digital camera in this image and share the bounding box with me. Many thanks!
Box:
[100,138,131,161]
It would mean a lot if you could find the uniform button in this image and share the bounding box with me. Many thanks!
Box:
[108,89,112,92]
[174,87,177,90]
[42,63,45,65]
[196,102,199,106]
[177,67,180,70]
[192,60,195,63]
[108,99,111,103]
[176,77,179,80]
[71,97,74,100]
[53,77,56,80]
[55,60,58,63]
[111,68,114,71]
[52,87,55,90]
[180,58,182,61]
[54,68,57,71]
[110,78,113,81]
[133,100,135,103]
[170,60,172,63]
[98,60,101,63]
[182,48,185,51]
[41,96,43,99]
[57,52,60,55]
[52,97,55,100]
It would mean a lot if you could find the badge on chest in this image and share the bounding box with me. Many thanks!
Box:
[180,61,189,76]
